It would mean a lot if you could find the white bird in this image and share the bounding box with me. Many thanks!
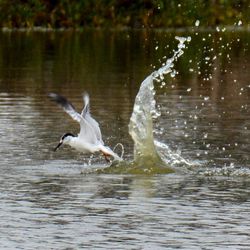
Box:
[49,92,122,162]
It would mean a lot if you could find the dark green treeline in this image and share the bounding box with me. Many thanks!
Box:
[0,0,249,29]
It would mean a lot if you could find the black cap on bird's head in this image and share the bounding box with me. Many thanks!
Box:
[54,133,75,151]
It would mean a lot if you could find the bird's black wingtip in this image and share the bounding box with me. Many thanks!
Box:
[48,93,69,106]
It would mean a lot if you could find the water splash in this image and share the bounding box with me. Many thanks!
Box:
[200,163,250,177]
[128,36,191,169]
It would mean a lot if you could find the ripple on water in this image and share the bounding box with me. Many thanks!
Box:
[1,166,250,249]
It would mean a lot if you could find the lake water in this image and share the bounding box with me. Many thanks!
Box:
[0,29,249,249]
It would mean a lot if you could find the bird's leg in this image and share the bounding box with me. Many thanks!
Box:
[104,155,111,163]
[101,151,111,163]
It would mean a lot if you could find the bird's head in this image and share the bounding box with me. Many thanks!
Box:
[54,133,75,151]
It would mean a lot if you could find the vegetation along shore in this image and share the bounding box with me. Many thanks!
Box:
[0,0,249,29]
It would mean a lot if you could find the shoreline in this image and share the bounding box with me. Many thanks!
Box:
[1,25,250,33]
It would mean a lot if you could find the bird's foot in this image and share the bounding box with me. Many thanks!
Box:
[101,151,111,163]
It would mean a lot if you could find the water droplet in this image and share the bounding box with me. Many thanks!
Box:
[195,20,200,27]
[187,88,192,92]
[170,71,176,78]
[238,20,242,26]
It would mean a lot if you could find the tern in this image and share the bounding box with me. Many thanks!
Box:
[49,92,122,162]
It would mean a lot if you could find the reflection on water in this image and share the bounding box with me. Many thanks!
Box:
[0,30,250,248]
[1,170,250,249]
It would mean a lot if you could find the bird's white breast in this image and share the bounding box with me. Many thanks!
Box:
[68,137,100,154]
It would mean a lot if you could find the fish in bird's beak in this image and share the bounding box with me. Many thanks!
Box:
[54,140,63,151]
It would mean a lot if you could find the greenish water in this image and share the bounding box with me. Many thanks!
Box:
[0,30,249,249]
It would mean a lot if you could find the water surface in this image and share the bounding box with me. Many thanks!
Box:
[0,30,250,249]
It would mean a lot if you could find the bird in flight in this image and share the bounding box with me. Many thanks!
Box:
[49,92,122,162]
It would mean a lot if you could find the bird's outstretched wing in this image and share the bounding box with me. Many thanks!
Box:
[48,93,82,123]
[80,92,104,144]
[48,92,102,144]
